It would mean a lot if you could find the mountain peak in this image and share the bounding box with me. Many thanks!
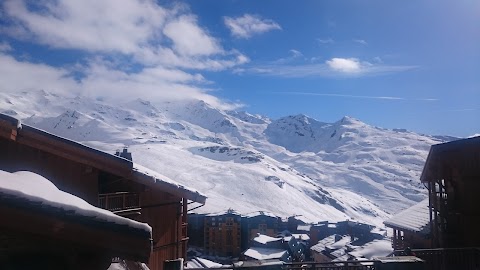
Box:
[338,116,364,125]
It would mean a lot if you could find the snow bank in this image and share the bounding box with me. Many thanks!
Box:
[0,170,151,233]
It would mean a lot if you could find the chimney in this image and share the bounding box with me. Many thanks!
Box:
[115,147,133,161]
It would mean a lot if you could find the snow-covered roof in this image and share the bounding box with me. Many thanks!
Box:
[328,236,352,250]
[349,239,393,259]
[205,209,242,217]
[310,234,349,253]
[0,113,206,203]
[185,257,226,269]
[243,247,288,260]
[383,199,430,234]
[292,234,310,241]
[297,224,312,231]
[244,210,278,218]
[253,234,283,245]
[421,136,480,183]
[0,170,152,233]
[330,247,348,259]
[133,163,206,203]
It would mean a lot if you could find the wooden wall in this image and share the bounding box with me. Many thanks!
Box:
[0,138,99,205]
[139,189,185,270]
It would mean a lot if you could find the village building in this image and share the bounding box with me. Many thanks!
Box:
[204,209,242,257]
[309,221,330,245]
[310,234,351,263]
[0,113,207,270]
[241,211,280,249]
[384,198,431,250]
[285,216,308,233]
[420,136,480,248]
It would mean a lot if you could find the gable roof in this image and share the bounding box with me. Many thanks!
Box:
[420,136,480,183]
[0,113,206,203]
[383,199,430,234]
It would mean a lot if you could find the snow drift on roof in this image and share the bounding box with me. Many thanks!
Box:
[133,163,206,203]
[243,247,288,260]
[0,170,151,233]
[253,234,283,245]
[383,199,430,234]
[349,239,393,259]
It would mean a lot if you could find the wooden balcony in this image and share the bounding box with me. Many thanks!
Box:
[98,192,140,216]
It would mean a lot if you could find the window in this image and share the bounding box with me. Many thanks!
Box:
[259,224,267,234]
[226,229,233,245]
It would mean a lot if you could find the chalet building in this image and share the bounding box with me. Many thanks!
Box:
[242,211,280,249]
[309,221,330,245]
[384,199,432,250]
[0,170,152,270]
[0,113,207,270]
[204,210,242,257]
[286,216,307,232]
[420,136,480,248]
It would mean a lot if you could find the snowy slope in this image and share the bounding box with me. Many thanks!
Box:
[0,90,453,226]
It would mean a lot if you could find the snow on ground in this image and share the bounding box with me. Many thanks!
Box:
[0,170,151,232]
[0,89,456,225]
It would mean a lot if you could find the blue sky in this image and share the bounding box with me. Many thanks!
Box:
[0,0,478,136]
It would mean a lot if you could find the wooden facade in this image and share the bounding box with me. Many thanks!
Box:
[204,210,242,257]
[420,136,480,248]
[0,114,206,270]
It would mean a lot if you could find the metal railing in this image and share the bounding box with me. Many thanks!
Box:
[286,261,378,270]
[98,192,140,211]
[392,247,480,270]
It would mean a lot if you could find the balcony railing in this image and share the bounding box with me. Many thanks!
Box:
[391,247,480,270]
[98,192,140,212]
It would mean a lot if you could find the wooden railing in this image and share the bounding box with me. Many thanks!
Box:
[392,247,480,270]
[286,261,378,270]
[98,192,140,212]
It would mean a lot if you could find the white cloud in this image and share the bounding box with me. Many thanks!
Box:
[289,49,303,58]
[276,92,438,102]
[238,57,417,78]
[163,15,221,56]
[224,14,281,39]
[326,58,362,73]
[317,38,334,44]
[353,39,368,45]
[2,0,246,71]
[3,0,167,54]
[0,53,238,110]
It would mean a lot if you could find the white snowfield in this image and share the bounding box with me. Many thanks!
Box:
[0,90,455,226]
[0,170,152,233]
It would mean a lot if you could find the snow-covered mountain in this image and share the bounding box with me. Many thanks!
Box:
[0,90,451,226]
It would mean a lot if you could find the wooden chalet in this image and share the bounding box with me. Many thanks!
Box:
[420,136,480,248]
[0,113,207,270]
[384,199,432,250]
